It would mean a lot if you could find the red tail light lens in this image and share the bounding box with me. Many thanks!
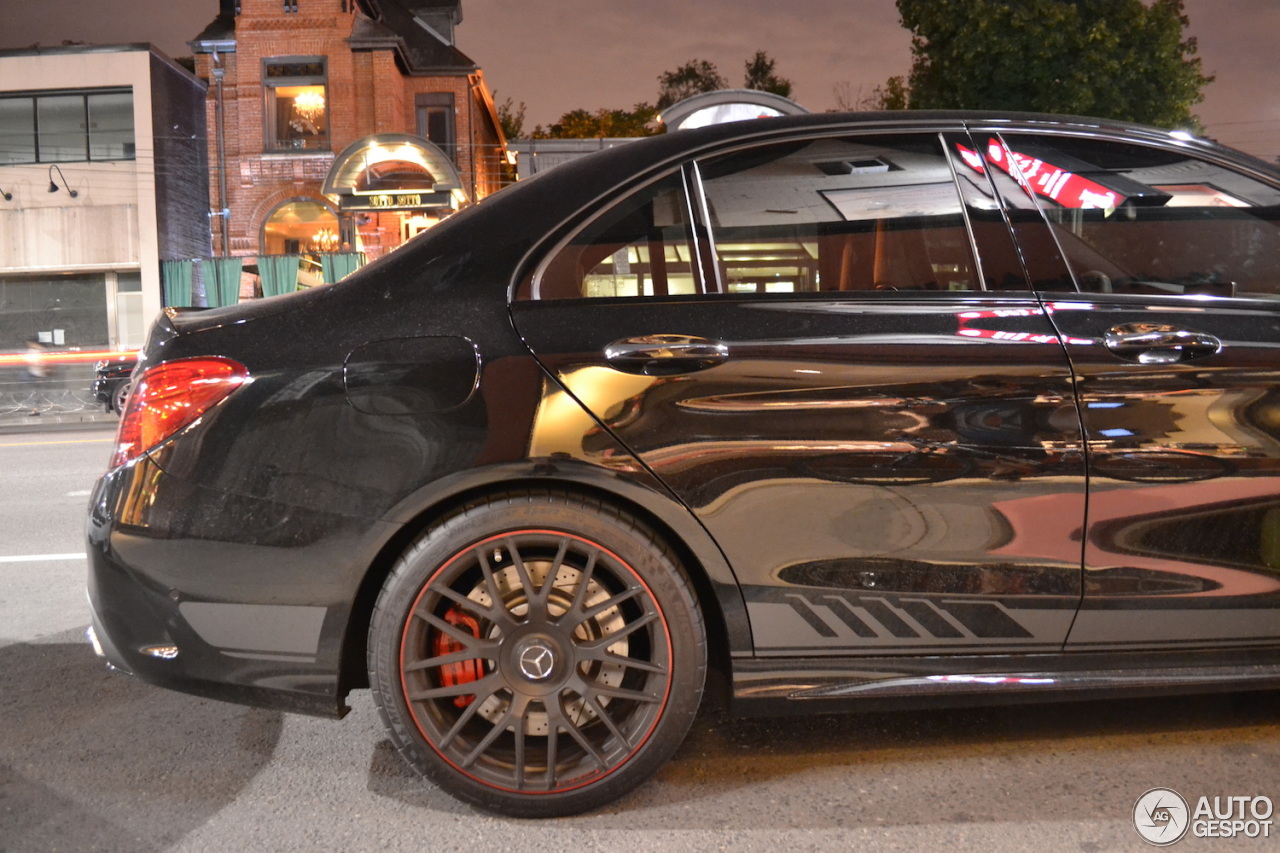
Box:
[110,357,249,469]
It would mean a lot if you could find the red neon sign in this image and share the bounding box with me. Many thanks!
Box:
[957,139,1126,211]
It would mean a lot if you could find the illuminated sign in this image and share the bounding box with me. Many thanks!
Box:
[340,191,452,211]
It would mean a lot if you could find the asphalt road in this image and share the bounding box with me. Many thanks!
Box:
[2,425,1278,852]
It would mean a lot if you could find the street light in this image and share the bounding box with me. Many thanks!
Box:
[48,164,79,198]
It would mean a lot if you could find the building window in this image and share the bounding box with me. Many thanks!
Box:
[415,93,455,162]
[0,88,134,165]
[0,274,111,352]
[265,59,328,152]
[88,91,136,160]
[262,197,340,256]
[38,95,86,163]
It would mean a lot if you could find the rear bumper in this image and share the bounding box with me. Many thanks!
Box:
[85,456,398,718]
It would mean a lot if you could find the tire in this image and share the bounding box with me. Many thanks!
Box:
[111,380,132,414]
[368,491,707,817]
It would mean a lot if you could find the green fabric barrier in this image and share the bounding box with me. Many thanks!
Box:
[321,252,366,284]
[260,254,302,297]
[161,259,195,307]
[204,257,243,307]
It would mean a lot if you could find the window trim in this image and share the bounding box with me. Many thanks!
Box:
[682,160,722,294]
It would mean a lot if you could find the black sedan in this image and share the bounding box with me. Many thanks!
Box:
[87,111,1280,817]
[90,352,138,414]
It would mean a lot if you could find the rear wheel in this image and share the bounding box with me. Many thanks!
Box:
[368,492,706,817]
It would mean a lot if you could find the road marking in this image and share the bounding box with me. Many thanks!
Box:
[0,553,87,564]
[66,490,92,497]
[0,437,113,448]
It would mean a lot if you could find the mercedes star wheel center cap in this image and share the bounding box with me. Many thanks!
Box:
[517,639,556,681]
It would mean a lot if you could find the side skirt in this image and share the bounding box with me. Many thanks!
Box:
[730,646,1280,716]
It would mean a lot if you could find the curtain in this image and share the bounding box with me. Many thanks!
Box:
[321,252,366,284]
[259,254,301,297]
[203,258,243,308]
[161,260,195,307]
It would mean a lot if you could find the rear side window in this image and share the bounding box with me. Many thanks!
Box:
[983,134,1280,297]
[525,132,994,300]
[530,171,698,300]
[698,134,981,294]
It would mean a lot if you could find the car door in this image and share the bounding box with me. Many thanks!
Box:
[511,127,1087,656]
[972,126,1280,648]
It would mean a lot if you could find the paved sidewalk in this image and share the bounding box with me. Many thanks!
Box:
[0,384,119,431]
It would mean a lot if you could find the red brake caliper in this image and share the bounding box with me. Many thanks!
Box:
[434,608,483,708]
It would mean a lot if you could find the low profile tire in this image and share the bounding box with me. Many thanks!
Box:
[368,491,707,817]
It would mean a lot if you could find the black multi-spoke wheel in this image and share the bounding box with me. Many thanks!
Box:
[111,380,132,414]
[368,492,706,817]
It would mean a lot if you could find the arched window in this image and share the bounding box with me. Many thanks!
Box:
[261,197,340,256]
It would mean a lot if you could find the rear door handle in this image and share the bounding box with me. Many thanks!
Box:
[603,334,729,375]
[1103,324,1221,364]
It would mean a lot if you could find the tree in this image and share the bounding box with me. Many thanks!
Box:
[744,50,792,98]
[896,0,1212,128]
[532,104,660,139]
[834,77,910,111]
[657,59,727,109]
[496,97,526,141]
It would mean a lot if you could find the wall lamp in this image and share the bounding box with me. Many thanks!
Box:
[0,186,11,201]
[48,164,78,197]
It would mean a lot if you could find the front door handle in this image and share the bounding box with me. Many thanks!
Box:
[1103,324,1221,364]
[603,334,729,375]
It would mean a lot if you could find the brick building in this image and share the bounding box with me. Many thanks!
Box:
[189,0,505,269]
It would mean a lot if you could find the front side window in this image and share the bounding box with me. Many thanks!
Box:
[982,134,1280,297]
[265,59,328,152]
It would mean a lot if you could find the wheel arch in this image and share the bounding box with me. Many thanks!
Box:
[336,461,752,702]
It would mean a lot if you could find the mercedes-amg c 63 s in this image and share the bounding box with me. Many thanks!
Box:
[87,111,1280,816]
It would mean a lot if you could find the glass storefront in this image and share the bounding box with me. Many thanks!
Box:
[0,273,124,409]
[0,274,110,352]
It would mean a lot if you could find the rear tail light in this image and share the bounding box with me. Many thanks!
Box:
[109,357,249,469]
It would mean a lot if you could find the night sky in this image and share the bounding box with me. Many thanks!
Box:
[1,0,1275,159]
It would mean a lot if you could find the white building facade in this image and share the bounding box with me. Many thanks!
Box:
[0,44,209,367]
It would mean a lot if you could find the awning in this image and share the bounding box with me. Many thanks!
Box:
[322,133,467,211]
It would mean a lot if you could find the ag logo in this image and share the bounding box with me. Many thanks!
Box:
[1134,788,1191,846]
